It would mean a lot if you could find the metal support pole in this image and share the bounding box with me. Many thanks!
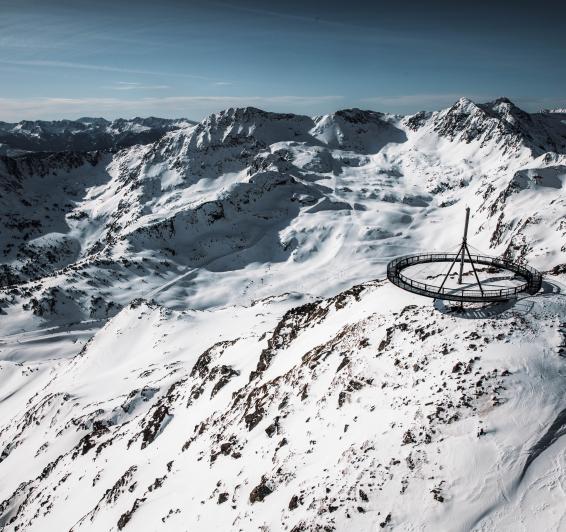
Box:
[458,207,470,284]
[465,243,484,295]
[439,244,464,292]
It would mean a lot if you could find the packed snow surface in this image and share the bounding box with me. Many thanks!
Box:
[1,98,566,531]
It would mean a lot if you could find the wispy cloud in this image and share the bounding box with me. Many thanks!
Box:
[0,9,173,52]
[210,1,430,47]
[106,82,171,91]
[2,93,559,122]
[0,95,343,121]
[0,59,216,81]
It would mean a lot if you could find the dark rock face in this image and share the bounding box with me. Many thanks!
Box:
[249,477,273,503]
[335,108,386,124]
[117,497,146,530]
[289,494,299,510]
[404,111,430,131]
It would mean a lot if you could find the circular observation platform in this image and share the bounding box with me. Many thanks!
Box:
[387,253,543,303]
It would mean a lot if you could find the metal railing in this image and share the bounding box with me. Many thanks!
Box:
[387,253,542,303]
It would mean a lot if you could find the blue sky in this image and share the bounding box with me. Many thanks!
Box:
[1,0,564,120]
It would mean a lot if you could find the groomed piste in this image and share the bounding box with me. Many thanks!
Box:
[387,207,543,303]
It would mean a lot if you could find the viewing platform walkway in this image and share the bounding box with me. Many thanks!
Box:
[387,252,543,303]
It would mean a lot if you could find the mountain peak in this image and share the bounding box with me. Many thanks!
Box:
[482,97,522,113]
[492,96,514,105]
[334,108,385,124]
[450,97,481,114]
[202,107,308,127]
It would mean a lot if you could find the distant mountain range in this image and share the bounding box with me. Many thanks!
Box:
[0,116,195,155]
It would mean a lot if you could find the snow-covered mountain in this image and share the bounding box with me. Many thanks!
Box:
[1,98,566,531]
[0,117,194,155]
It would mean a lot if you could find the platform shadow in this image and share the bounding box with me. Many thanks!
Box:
[433,278,561,320]
[433,298,525,319]
[539,279,562,296]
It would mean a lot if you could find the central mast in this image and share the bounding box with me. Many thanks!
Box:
[438,207,484,298]
[458,207,470,284]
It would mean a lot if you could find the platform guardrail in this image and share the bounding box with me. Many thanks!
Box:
[387,253,542,303]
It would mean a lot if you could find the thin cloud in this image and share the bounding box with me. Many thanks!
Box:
[106,82,171,91]
[210,1,430,47]
[0,8,172,52]
[0,59,217,81]
[0,95,343,121]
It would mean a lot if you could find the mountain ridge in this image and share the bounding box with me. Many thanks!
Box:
[0,116,195,155]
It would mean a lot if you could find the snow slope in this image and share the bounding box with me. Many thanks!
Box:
[1,281,565,531]
[1,98,566,531]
